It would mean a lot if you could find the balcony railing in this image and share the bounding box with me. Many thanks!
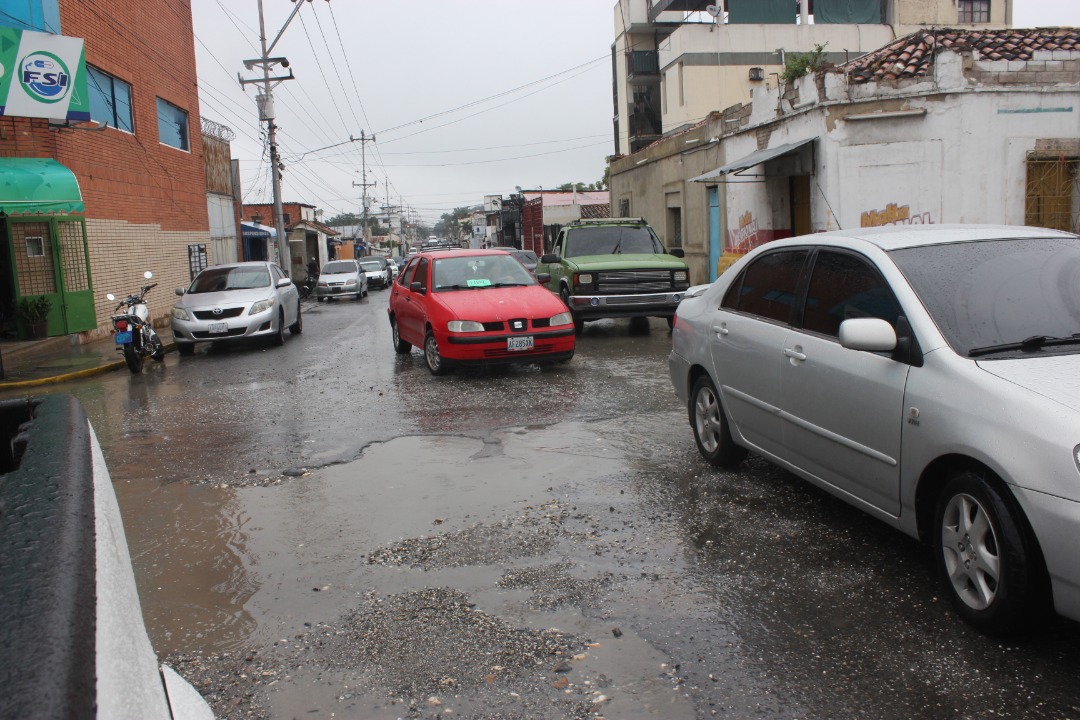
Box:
[626,50,660,78]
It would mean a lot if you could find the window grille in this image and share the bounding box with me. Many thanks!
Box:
[12,222,56,295]
[188,243,208,279]
[58,221,89,292]
[1025,159,1079,233]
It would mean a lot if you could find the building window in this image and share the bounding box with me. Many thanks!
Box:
[678,62,685,107]
[156,97,189,151]
[2,0,60,32]
[958,0,990,23]
[87,67,133,133]
[666,206,683,248]
[619,198,630,217]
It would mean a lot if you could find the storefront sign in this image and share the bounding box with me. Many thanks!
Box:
[0,28,90,122]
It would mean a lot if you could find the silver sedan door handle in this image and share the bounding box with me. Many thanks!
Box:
[783,347,807,361]
[712,325,728,336]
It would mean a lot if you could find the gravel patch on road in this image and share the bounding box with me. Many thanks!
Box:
[166,586,608,720]
[497,563,614,612]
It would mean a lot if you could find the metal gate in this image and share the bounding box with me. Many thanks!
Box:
[5,216,96,337]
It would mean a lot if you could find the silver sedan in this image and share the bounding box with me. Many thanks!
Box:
[170,261,301,355]
[669,224,1080,634]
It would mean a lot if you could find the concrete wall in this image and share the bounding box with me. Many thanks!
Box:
[659,23,896,132]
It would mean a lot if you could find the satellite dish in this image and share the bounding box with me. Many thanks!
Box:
[705,4,722,17]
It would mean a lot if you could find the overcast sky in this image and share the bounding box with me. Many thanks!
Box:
[190,0,1080,228]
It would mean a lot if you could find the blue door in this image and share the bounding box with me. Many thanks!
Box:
[707,186,720,282]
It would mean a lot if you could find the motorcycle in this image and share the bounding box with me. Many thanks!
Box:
[297,270,319,299]
[107,271,165,374]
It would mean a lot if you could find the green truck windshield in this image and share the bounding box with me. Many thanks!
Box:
[566,226,663,257]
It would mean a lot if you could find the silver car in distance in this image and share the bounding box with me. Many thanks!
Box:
[669,224,1080,634]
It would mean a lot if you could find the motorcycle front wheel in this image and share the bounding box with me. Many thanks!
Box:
[123,343,144,373]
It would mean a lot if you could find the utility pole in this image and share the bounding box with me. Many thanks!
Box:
[239,0,309,275]
[351,130,376,253]
[382,202,399,256]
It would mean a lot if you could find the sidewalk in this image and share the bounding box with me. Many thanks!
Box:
[0,334,130,389]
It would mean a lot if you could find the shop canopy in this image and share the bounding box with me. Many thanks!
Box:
[0,158,83,215]
[241,221,276,239]
[690,138,816,183]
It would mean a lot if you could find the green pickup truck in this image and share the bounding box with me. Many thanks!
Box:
[537,217,691,333]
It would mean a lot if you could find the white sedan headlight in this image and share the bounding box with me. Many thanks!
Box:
[344,279,358,286]
[448,320,484,332]
[249,298,275,315]
[549,311,573,326]
[171,306,192,321]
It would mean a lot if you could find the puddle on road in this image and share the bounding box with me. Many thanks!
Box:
[128,423,630,654]
[126,418,701,717]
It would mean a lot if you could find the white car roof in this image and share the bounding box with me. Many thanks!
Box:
[802,224,1076,252]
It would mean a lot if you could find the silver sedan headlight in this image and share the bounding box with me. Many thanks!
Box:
[448,320,484,332]
[249,298,275,315]
[549,311,572,326]
[344,279,358,287]
[171,306,192,321]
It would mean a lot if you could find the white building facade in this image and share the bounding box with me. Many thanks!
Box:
[609,28,1080,284]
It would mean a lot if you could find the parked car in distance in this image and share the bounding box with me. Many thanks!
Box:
[316,259,367,302]
[359,257,393,289]
[388,249,575,375]
[669,224,1080,635]
[171,261,301,355]
[492,246,539,273]
[536,217,690,334]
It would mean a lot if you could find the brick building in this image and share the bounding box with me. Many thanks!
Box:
[0,0,210,340]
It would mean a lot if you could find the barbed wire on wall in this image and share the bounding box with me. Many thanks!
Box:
[201,116,236,143]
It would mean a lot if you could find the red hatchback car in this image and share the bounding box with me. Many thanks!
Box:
[388,249,576,374]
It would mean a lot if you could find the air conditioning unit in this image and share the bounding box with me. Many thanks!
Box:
[749,67,764,81]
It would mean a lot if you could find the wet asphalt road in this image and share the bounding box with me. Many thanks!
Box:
[14,289,1080,719]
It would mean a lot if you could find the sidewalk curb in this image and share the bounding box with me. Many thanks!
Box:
[0,342,177,390]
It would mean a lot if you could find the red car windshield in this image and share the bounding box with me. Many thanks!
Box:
[432,255,535,291]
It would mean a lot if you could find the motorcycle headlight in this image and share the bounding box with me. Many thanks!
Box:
[447,320,484,332]
[249,298,275,315]
[549,311,573,326]
[171,307,192,321]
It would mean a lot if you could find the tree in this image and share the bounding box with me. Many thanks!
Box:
[555,178,608,192]
[437,206,475,243]
[326,212,361,226]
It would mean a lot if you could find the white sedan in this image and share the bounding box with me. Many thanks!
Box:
[669,224,1080,634]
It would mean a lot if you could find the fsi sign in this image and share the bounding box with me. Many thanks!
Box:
[0,28,89,122]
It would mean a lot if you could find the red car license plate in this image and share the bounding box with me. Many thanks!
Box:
[507,336,534,352]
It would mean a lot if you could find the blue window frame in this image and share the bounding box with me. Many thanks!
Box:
[1,0,61,32]
[156,97,189,151]
[87,66,133,133]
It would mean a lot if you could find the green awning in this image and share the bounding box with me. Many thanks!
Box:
[0,158,84,215]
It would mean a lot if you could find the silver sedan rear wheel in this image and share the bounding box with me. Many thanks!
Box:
[690,375,746,468]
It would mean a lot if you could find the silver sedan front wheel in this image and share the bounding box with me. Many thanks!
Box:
[933,471,1045,634]
[940,491,1000,611]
